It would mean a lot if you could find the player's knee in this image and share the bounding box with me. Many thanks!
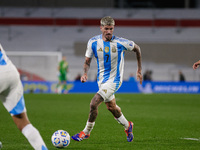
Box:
[106,104,121,113]
[90,94,102,111]
[90,99,99,111]
[90,102,97,111]
[106,105,114,112]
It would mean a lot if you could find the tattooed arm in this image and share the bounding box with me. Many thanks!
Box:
[133,44,143,84]
[81,57,92,83]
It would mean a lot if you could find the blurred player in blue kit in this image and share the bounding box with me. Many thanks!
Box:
[72,16,143,142]
[0,43,48,150]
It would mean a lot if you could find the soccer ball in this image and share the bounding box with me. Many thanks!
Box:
[51,130,70,148]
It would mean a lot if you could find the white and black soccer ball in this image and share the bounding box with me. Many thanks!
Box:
[51,130,70,148]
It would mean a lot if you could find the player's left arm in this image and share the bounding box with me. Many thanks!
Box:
[132,44,143,84]
[193,60,200,70]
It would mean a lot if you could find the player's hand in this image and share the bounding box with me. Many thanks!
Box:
[136,70,143,85]
[193,61,200,70]
[81,74,88,83]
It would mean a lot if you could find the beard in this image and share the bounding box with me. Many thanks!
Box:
[105,34,112,41]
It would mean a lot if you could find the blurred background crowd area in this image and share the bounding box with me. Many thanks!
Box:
[0,0,200,82]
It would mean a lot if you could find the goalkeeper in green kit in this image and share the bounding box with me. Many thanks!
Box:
[56,56,69,94]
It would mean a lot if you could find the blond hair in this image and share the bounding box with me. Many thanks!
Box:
[100,16,115,26]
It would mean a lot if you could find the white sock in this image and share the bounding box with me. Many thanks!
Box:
[22,124,47,150]
[115,113,129,129]
[83,121,95,135]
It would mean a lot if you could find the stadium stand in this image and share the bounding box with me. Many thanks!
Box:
[0,7,200,81]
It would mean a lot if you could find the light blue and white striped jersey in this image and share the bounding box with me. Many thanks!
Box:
[85,34,135,85]
[0,43,15,73]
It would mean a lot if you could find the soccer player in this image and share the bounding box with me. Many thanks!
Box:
[72,16,142,142]
[0,43,48,150]
[193,60,200,70]
[56,56,69,94]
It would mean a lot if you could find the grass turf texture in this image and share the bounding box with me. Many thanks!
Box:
[0,94,200,150]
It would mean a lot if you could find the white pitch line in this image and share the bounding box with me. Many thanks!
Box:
[181,138,200,141]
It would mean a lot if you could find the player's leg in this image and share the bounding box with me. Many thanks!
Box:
[62,80,68,94]
[72,93,103,141]
[1,71,48,150]
[9,93,48,150]
[105,98,134,142]
[12,112,48,150]
[56,80,61,93]
[56,74,63,94]
[97,82,130,129]
[105,98,129,128]
[88,93,104,122]
[83,93,104,133]
[12,112,30,131]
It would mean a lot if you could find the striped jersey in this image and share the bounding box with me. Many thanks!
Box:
[0,43,16,73]
[85,34,135,85]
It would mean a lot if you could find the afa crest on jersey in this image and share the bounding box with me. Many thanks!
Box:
[105,47,109,53]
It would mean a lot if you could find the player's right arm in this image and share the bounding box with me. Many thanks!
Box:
[81,57,92,83]
[193,60,200,70]
[81,38,94,83]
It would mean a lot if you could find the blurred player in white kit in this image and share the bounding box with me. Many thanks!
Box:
[0,43,48,150]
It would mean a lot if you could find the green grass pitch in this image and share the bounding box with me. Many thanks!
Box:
[0,94,200,150]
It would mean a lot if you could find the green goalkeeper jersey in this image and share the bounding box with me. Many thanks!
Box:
[59,60,68,75]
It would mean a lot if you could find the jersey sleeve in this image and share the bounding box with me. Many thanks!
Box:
[0,44,9,65]
[85,39,93,58]
[116,37,135,51]
[123,39,135,51]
